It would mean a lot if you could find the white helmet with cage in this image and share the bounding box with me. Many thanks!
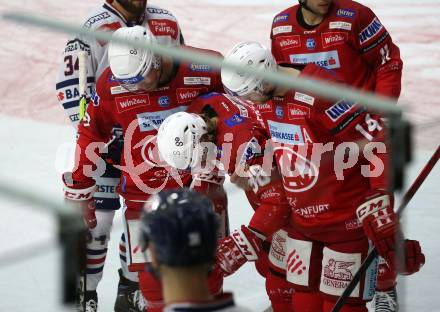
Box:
[157,112,208,170]
[221,41,276,97]
[108,25,161,91]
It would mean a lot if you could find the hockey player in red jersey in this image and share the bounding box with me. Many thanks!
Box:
[62,26,226,312]
[270,1,404,306]
[271,0,402,99]
[221,41,424,312]
[156,93,295,311]
[55,1,184,310]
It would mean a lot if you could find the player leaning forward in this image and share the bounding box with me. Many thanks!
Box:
[56,0,183,311]
[62,26,227,312]
[157,92,294,310]
[227,42,424,311]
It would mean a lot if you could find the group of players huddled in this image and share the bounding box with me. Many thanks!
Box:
[56,0,425,311]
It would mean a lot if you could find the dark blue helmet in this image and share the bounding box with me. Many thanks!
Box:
[141,188,219,267]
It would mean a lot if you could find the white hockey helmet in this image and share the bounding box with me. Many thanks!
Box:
[108,26,161,92]
[157,112,208,170]
[221,41,276,97]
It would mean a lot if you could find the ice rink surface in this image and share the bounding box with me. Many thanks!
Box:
[0,0,438,311]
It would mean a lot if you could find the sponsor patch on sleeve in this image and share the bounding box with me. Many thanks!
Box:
[224,114,245,127]
[325,99,355,121]
[148,19,178,40]
[273,25,293,36]
[359,17,384,44]
[336,8,356,18]
[273,14,289,24]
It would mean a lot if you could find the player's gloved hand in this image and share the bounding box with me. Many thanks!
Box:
[62,172,98,229]
[215,225,263,277]
[356,190,425,274]
[400,239,425,275]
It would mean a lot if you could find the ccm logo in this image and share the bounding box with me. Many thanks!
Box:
[356,195,390,222]
[64,191,93,201]
[232,231,257,260]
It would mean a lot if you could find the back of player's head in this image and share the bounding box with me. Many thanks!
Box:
[140,188,219,267]
[157,112,208,170]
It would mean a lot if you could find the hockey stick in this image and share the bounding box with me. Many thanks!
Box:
[331,146,440,312]
[77,50,88,311]
[78,50,88,121]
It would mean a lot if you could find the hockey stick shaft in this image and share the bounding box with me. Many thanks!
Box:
[76,50,89,311]
[331,146,440,312]
[78,50,88,121]
[397,146,439,216]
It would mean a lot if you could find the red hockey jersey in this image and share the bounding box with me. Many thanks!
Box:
[270,0,402,98]
[186,92,268,175]
[72,48,223,200]
[264,64,387,242]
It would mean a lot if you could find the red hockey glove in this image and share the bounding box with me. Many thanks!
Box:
[356,191,398,266]
[356,191,425,274]
[62,172,98,229]
[215,225,263,277]
[400,239,425,275]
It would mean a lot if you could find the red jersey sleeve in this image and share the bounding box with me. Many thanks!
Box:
[355,5,403,99]
[72,70,116,184]
[311,85,389,190]
[269,7,295,65]
[246,168,290,237]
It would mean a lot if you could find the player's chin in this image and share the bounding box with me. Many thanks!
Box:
[317,4,331,14]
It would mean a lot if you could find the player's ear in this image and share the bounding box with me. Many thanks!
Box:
[149,243,160,268]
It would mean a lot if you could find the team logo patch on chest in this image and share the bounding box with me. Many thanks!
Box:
[115,95,150,113]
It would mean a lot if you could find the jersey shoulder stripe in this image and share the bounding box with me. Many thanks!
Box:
[56,77,95,90]
[80,4,125,30]
[146,5,178,22]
